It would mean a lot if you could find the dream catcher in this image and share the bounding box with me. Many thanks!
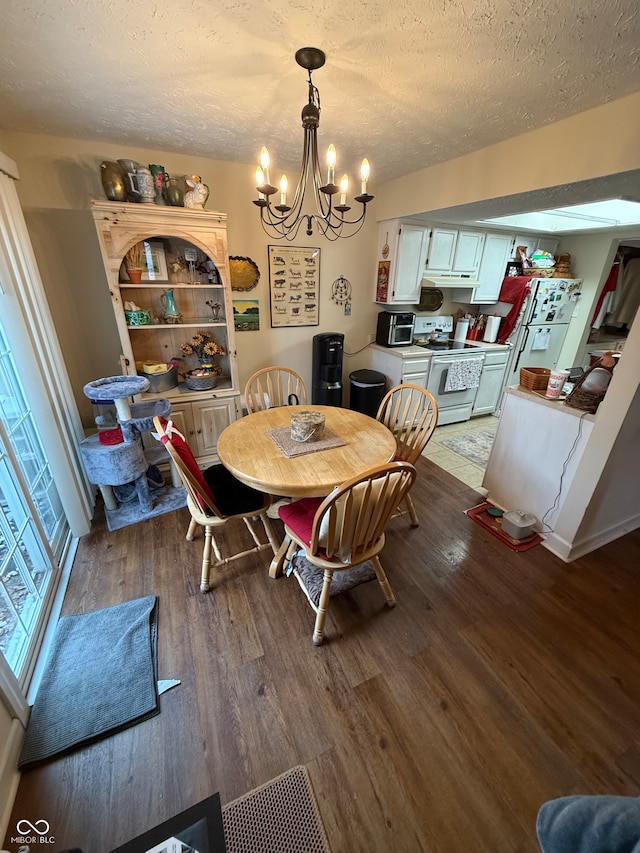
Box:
[331,275,352,315]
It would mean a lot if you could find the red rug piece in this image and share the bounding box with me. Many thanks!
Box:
[465,502,544,552]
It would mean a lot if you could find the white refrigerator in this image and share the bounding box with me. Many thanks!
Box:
[503,278,582,388]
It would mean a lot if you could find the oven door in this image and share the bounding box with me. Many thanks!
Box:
[426,352,485,425]
[390,324,415,346]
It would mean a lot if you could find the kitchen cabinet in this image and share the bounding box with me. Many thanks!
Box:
[511,234,560,259]
[424,228,485,273]
[168,397,240,460]
[452,230,485,272]
[424,227,457,271]
[91,199,241,467]
[453,232,513,304]
[375,219,429,304]
[374,221,561,306]
[472,347,509,416]
[370,344,432,389]
[536,236,560,256]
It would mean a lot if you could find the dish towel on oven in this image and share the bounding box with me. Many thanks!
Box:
[444,358,483,392]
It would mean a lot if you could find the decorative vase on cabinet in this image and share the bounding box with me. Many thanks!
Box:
[161,289,182,323]
[165,177,184,207]
[135,167,156,204]
[100,161,127,202]
[90,199,241,467]
[149,164,168,205]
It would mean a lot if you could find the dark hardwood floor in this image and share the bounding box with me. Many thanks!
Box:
[7,457,640,852]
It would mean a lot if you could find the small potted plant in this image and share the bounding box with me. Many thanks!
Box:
[124,242,144,283]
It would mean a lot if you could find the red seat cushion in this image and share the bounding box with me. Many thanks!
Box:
[158,418,265,517]
[279,497,323,546]
[157,417,216,509]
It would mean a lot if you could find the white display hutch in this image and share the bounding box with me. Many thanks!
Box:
[91,199,241,467]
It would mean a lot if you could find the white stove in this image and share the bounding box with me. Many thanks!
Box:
[413,315,454,344]
[414,316,486,424]
[414,315,480,352]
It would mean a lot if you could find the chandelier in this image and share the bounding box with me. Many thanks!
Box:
[253,47,374,241]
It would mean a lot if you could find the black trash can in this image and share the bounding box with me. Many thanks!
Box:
[349,369,387,418]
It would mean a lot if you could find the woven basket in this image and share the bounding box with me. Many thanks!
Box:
[184,370,218,391]
[520,367,551,391]
[564,360,608,413]
[527,267,554,277]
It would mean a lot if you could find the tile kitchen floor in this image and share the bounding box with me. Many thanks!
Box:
[421,414,498,490]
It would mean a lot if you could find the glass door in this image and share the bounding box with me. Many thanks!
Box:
[0,162,92,699]
[0,320,70,682]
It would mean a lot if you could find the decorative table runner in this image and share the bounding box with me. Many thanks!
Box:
[268,426,347,458]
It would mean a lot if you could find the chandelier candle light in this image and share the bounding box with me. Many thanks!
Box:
[253,47,374,240]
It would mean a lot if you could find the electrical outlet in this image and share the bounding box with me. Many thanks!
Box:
[369,332,376,342]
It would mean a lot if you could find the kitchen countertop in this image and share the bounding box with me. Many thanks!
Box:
[503,384,597,420]
[464,340,511,352]
[370,340,510,357]
[370,343,433,358]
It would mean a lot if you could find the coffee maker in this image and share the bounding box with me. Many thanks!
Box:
[312,333,344,406]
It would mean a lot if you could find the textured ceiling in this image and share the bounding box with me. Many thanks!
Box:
[1,0,639,188]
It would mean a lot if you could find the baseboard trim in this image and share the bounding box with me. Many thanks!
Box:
[543,513,640,562]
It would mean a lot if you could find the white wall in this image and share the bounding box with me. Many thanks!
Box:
[577,385,640,538]
[543,311,640,560]
[0,132,378,426]
[376,92,640,221]
[2,91,639,438]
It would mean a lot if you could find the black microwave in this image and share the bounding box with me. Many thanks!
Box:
[376,311,415,347]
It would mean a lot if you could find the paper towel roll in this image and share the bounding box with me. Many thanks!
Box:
[454,319,469,341]
[483,315,501,343]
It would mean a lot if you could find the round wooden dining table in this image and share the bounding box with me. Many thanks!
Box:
[217,404,397,498]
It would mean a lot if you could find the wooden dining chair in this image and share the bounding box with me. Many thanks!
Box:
[153,416,279,592]
[277,461,416,645]
[376,383,438,526]
[244,366,308,414]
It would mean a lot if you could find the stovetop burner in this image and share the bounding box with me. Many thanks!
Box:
[414,339,479,351]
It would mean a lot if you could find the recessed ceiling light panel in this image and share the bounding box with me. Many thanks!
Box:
[478,198,640,233]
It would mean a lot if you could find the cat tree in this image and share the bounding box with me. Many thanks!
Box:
[80,375,171,512]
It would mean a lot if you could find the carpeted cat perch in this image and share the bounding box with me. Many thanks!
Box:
[80,375,171,513]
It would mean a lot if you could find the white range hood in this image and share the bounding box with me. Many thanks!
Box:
[422,272,480,289]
